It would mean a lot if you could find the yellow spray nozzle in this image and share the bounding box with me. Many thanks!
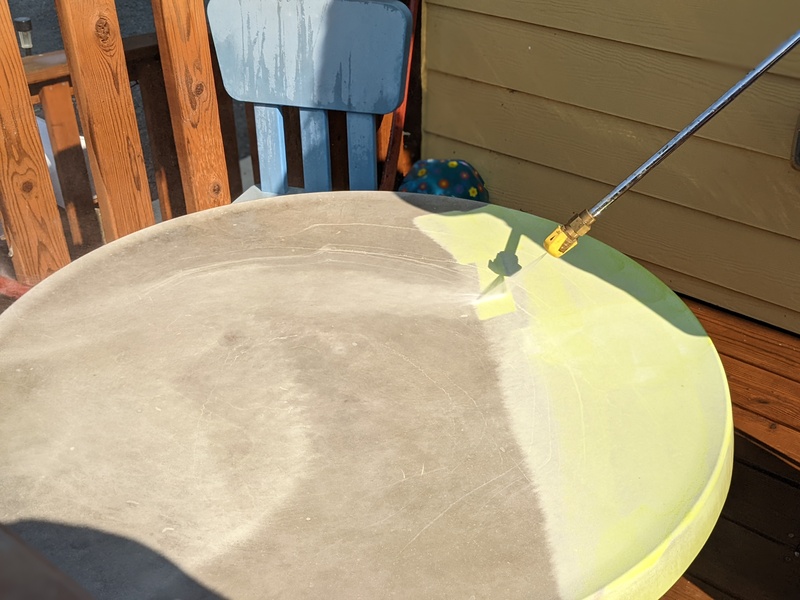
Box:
[543,227,574,257]
[542,210,596,258]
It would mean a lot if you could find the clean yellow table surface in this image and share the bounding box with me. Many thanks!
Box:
[0,192,732,599]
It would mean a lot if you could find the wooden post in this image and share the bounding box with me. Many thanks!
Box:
[55,0,155,241]
[150,0,231,211]
[38,81,102,255]
[135,59,187,221]
[377,114,392,186]
[0,0,71,284]
[378,0,420,190]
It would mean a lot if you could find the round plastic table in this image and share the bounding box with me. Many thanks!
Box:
[0,192,732,599]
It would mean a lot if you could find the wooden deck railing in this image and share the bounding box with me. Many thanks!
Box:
[23,33,160,259]
[0,0,240,286]
[1,0,418,288]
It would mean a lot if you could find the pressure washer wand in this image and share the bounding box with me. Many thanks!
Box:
[543,28,800,258]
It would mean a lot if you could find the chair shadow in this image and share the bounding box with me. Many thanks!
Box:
[5,520,226,600]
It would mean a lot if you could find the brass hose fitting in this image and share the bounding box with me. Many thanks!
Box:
[543,210,596,257]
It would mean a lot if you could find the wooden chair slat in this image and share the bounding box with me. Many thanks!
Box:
[54,0,155,241]
[299,109,333,192]
[150,0,230,212]
[254,105,289,196]
[347,112,378,191]
[0,2,70,284]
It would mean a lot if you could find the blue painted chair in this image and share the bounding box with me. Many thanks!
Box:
[206,0,413,199]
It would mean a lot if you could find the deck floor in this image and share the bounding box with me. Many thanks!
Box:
[662,298,800,599]
[0,291,798,598]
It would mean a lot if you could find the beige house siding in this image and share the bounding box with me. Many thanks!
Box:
[421,0,800,333]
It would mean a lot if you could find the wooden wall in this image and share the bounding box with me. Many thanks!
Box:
[421,0,800,333]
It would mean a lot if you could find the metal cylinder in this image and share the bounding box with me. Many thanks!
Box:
[13,17,33,56]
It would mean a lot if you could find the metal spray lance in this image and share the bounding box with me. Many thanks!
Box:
[543,28,800,258]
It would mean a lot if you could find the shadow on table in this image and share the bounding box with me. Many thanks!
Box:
[398,193,707,338]
[5,520,226,600]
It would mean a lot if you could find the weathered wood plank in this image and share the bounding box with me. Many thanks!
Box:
[643,265,800,341]
[723,460,800,547]
[426,5,800,160]
[380,0,420,190]
[0,1,70,284]
[38,81,101,255]
[732,405,800,467]
[687,516,800,599]
[732,433,800,488]
[427,0,800,78]
[684,298,800,383]
[135,59,186,221]
[377,113,392,165]
[23,33,159,88]
[423,134,800,331]
[723,356,800,430]
[660,576,719,600]
[424,71,800,240]
[150,0,230,212]
[55,0,155,241]
[22,53,71,89]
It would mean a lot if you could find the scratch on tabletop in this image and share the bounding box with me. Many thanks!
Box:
[398,466,516,555]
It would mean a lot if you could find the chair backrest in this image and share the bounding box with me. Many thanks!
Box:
[207,0,412,196]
